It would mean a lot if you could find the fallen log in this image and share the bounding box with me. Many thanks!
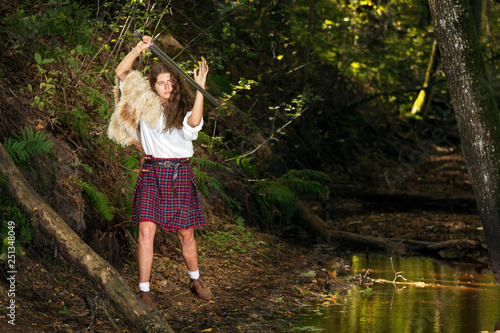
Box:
[292,200,404,254]
[0,143,174,333]
[293,199,485,259]
[395,238,482,253]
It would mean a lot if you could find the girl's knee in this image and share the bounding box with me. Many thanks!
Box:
[177,229,195,246]
[139,222,156,243]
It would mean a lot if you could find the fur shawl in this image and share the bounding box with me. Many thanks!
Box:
[107,70,162,149]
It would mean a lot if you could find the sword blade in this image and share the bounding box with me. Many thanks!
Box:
[134,30,223,110]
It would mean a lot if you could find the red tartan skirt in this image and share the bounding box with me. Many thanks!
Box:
[132,155,205,231]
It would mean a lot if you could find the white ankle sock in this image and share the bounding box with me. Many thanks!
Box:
[139,282,150,292]
[188,269,200,280]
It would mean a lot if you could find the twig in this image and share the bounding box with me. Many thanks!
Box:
[226,107,308,162]
[99,290,123,333]
[84,289,96,333]
[102,306,123,333]
[390,257,409,285]
[8,88,24,104]
[286,61,320,74]
[118,164,140,173]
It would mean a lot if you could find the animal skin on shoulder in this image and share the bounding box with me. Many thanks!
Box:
[107,70,162,149]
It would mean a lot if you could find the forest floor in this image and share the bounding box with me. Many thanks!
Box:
[0,145,488,332]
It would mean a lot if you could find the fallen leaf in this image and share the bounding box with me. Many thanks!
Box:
[300,270,316,277]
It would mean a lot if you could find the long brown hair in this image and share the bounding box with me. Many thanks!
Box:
[148,62,191,131]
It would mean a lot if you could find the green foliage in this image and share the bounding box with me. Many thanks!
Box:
[253,169,330,224]
[0,174,10,190]
[120,152,141,215]
[5,0,94,50]
[300,270,317,277]
[199,218,257,254]
[121,153,141,173]
[221,78,259,102]
[73,178,115,221]
[4,127,53,163]
[0,196,34,261]
[82,87,109,120]
[69,108,91,139]
[236,157,258,179]
[72,161,93,175]
[191,157,234,174]
[195,132,226,156]
[191,157,240,215]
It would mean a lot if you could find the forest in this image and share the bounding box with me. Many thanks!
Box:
[1,0,500,332]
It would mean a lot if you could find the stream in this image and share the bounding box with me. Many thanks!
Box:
[293,254,500,332]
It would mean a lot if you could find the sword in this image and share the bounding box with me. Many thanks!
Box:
[134,30,223,110]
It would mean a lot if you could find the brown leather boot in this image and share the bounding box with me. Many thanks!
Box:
[189,279,213,301]
[138,291,158,310]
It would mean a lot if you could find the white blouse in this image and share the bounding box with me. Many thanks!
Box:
[140,111,203,158]
[119,80,203,158]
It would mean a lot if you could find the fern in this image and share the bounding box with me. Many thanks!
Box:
[281,169,331,182]
[4,127,53,163]
[4,139,29,162]
[0,174,10,189]
[192,167,240,215]
[288,180,329,197]
[118,151,142,215]
[82,87,108,120]
[121,154,140,172]
[236,156,257,179]
[191,156,240,214]
[73,161,93,174]
[73,178,115,221]
[196,132,215,154]
[190,157,234,174]
[69,108,90,139]
[255,181,297,205]
[0,196,33,260]
[252,169,330,223]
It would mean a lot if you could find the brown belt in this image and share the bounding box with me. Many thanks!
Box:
[142,158,190,197]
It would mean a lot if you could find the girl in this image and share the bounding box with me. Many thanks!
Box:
[108,35,213,309]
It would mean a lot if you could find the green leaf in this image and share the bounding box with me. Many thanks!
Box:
[300,270,316,277]
[34,52,42,65]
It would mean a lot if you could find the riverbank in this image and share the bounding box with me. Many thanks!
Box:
[0,219,354,332]
[1,149,491,332]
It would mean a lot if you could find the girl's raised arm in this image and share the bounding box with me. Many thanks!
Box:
[115,36,153,81]
[188,59,209,127]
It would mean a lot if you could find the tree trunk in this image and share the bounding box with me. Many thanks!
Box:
[410,39,441,117]
[0,143,174,333]
[429,0,500,284]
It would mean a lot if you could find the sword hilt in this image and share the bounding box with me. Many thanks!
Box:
[134,30,154,52]
[133,29,144,40]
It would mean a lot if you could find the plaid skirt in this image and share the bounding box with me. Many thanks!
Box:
[132,155,205,231]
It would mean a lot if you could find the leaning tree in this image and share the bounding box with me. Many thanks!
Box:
[428,0,500,283]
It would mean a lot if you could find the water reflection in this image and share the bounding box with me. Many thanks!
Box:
[295,255,500,333]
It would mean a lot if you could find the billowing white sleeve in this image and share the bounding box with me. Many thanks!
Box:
[181,111,204,141]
